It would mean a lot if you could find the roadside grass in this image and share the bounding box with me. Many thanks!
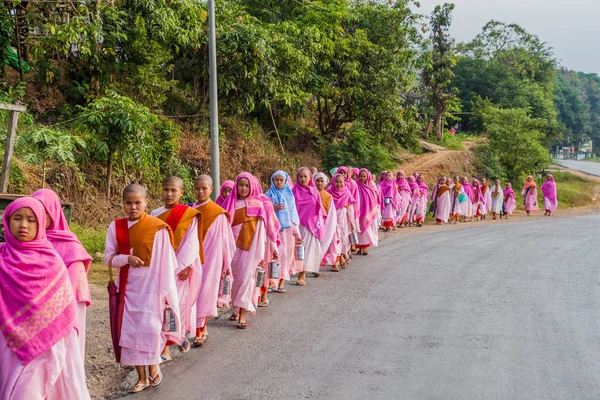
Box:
[71,223,106,260]
[582,157,600,163]
[514,171,596,208]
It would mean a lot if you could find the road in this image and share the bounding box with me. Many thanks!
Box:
[134,215,600,400]
[557,159,600,176]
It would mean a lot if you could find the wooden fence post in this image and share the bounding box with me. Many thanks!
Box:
[0,103,27,193]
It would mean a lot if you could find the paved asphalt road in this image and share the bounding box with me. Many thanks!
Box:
[558,159,600,176]
[134,215,600,400]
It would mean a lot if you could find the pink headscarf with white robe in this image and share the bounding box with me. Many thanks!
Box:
[0,197,77,365]
[541,174,557,204]
[292,168,327,240]
[327,174,356,209]
[356,169,379,232]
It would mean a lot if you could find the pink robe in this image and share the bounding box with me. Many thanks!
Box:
[320,202,338,267]
[278,224,300,280]
[67,261,90,359]
[409,190,426,223]
[196,212,235,325]
[435,189,451,223]
[299,225,322,273]
[504,196,517,215]
[336,205,355,256]
[0,329,90,400]
[104,223,181,366]
[231,201,266,314]
[151,207,203,338]
[522,187,539,212]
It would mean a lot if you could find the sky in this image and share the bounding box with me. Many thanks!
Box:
[415,0,600,75]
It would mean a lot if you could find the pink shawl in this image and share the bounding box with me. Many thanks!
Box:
[378,171,398,208]
[327,173,356,209]
[417,175,429,198]
[32,189,92,304]
[396,171,411,194]
[0,197,76,365]
[503,184,516,198]
[462,180,474,202]
[338,166,360,218]
[471,179,484,204]
[541,174,557,203]
[356,168,379,232]
[407,176,417,192]
[221,173,279,243]
[292,168,327,240]
[216,180,235,207]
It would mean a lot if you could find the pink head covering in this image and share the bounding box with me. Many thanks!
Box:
[417,174,429,198]
[338,166,360,218]
[327,173,356,209]
[292,168,326,240]
[221,173,279,243]
[396,171,411,194]
[356,168,379,232]
[503,183,515,198]
[32,189,93,305]
[471,179,484,204]
[216,180,235,207]
[353,168,360,179]
[407,176,417,191]
[378,171,398,208]
[541,174,557,203]
[462,178,474,202]
[0,197,77,365]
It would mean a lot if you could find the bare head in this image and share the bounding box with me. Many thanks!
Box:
[162,176,185,208]
[122,184,148,221]
[310,167,318,175]
[194,175,214,203]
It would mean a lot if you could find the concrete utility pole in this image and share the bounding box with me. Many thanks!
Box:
[0,103,26,193]
[208,0,220,199]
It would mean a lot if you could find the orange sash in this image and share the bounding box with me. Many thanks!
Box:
[157,204,205,263]
[195,200,229,240]
[319,190,333,214]
[232,207,259,251]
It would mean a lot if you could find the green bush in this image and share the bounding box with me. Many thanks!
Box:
[472,144,506,180]
[322,123,395,173]
[71,223,107,260]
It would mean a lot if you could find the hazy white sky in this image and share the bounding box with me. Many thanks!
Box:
[415,0,600,75]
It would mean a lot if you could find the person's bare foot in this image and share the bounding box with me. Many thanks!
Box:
[296,272,306,286]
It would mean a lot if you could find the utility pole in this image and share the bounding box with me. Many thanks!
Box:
[208,0,220,199]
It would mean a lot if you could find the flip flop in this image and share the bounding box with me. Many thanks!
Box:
[159,355,172,364]
[229,313,238,321]
[238,321,249,329]
[128,381,150,393]
[267,286,277,293]
[276,287,287,293]
[178,339,190,353]
[149,370,163,388]
[258,300,269,307]
[192,336,205,348]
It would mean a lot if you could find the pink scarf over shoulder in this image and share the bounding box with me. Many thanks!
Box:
[0,197,76,365]
[216,180,235,207]
[327,173,356,209]
[541,174,557,203]
[292,168,327,240]
[356,169,379,232]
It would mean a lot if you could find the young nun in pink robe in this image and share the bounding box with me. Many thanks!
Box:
[32,189,92,360]
[104,184,181,392]
[264,171,301,292]
[461,177,474,221]
[190,175,235,345]
[522,175,539,215]
[434,177,451,224]
[378,171,400,231]
[409,174,428,226]
[314,172,339,271]
[541,174,558,216]
[327,173,356,268]
[0,198,90,400]
[503,183,517,217]
[221,173,278,328]
[481,178,493,218]
[395,171,412,227]
[471,179,485,220]
[337,166,360,229]
[215,180,234,207]
[292,167,327,285]
[356,169,379,255]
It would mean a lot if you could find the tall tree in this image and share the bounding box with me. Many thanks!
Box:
[422,3,460,140]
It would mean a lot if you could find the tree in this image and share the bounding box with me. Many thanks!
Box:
[75,92,160,198]
[422,3,460,140]
[18,128,85,187]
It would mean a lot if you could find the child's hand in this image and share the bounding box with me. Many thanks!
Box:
[178,267,191,281]
[127,255,145,268]
[274,203,285,211]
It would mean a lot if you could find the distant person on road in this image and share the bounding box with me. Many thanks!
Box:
[378,171,400,232]
[327,173,356,269]
[472,179,485,221]
[292,168,326,284]
[104,184,180,393]
[480,178,493,218]
[190,175,235,345]
[265,171,302,291]
[461,177,474,222]
[450,176,464,224]
[32,188,93,361]
[221,173,279,328]
[489,179,504,219]
[522,176,539,215]
[0,198,91,399]
[395,171,412,227]
[215,180,234,207]
[434,176,451,224]
[541,174,558,216]
[503,183,517,217]
[355,169,380,253]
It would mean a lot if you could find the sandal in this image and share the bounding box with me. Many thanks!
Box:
[238,320,249,329]
[159,355,172,364]
[312,272,320,277]
[178,339,190,353]
[192,336,205,347]
[276,287,287,293]
[128,381,150,393]
[258,299,269,307]
[267,286,277,293]
[229,313,238,321]
[149,369,163,388]
[331,264,340,272]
